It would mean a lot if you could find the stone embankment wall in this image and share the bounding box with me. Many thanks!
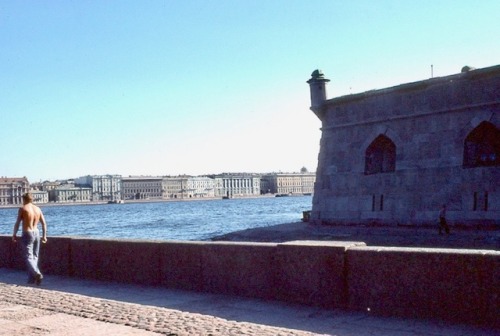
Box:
[0,236,498,327]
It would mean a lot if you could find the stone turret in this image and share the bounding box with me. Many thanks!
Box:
[307,69,330,120]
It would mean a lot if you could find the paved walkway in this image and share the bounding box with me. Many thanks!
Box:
[1,269,497,335]
[213,222,500,251]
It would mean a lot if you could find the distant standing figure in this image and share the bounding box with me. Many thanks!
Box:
[12,193,48,285]
[438,204,450,235]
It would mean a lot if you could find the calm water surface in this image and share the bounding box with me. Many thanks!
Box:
[1,196,312,241]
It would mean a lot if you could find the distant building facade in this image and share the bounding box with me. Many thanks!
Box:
[32,180,63,192]
[163,176,216,199]
[307,65,500,227]
[0,177,30,205]
[212,173,261,197]
[75,175,122,201]
[122,176,163,200]
[162,176,188,199]
[48,186,92,203]
[260,178,271,194]
[261,173,316,195]
[30,190,49,204]
[163,177,184,199]
[185,177,215,198]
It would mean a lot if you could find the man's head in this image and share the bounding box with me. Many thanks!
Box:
[22,193,33,204]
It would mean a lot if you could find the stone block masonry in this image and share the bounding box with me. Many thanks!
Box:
[0,235,498,328]
[346,246,499,326]
[70,238,165,285]
[275,240,365,308]
[201,242,278,299]
[308,65,500,227]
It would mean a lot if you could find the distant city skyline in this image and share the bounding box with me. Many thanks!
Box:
[24,167,314,183]
[1,1,499,182]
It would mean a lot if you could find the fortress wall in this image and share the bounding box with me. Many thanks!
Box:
[274,240,365,308]
[38,237,73,276]
[201,242,278,299]
[1,236,73,275]
[159,241,205,291]
[0,237,13,268]
[0,235,498,327]
[70,238,165,285]
[346,246,500,326]
[312,66,500,227]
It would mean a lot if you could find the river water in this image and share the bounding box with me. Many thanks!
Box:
[1,196,312,241]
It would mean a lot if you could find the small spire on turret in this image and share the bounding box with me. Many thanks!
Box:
[307,70,330,120]
[309,69,328,81]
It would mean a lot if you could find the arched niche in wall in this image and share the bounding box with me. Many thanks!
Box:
[365,134,396,175]
[463,121,500,168]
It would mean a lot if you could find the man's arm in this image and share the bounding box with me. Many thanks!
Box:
[12,208,22,242]
[40,211,48,243]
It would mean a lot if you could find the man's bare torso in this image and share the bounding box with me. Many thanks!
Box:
[19,203,42,231]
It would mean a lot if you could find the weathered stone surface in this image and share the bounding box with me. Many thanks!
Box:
[309,65,500,227]
[0,236,12,268]
[346,246,500,326]
[159,240,204,291]
[201,242,278,299]
[275,240,365,308]
[70,238,163,285]
[2,234,498,327]
[0,283,317,335]
[39,237,72,276]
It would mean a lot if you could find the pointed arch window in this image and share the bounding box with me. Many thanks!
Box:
[463,121,500,168]
[365,135,396,175]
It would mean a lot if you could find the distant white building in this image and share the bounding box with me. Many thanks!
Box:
[49,186,92,203]
[260,173,316,195]
[212,173,261,198]
[0,177,29,205]
[32,180,62,191]
[75,175,122,201]
[186,177,215,198]
[162,176,187,199]
[162,176,215,199]
[30,190,49,204]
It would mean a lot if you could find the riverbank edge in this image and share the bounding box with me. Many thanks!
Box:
[0,193,291,209]
[210,221,500,250]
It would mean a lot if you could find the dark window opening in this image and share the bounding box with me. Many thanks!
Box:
[463,121,500,168]
[365,135,396,175]
[371,194,385,211]
[473,191,489,211]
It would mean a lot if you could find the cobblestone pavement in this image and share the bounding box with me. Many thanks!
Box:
[0,303,157,335]
[1,269,498,336]
[0,283,323,336]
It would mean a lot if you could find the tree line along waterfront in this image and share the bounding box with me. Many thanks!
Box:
[0,169,315,206]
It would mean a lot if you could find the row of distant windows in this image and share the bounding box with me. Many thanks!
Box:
[124,189,161,193]
[364,121,499,175]
[0,191,23,196]
[123,183,161,187]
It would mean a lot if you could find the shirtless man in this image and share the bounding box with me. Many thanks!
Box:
[12,193,48,285]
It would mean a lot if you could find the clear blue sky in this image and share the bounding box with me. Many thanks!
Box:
[1,1,498,182]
